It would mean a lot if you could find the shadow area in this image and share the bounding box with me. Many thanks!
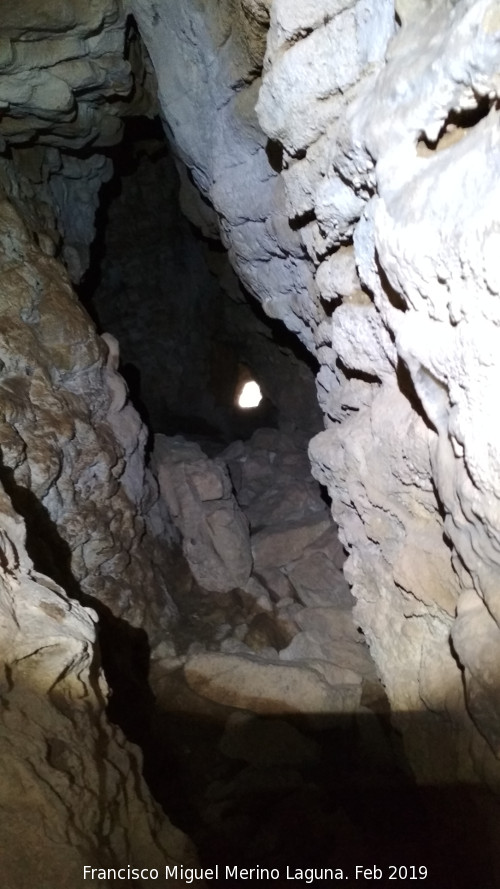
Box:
[1,464,497,888]
[138,703,497,889]
[0,463,155,745]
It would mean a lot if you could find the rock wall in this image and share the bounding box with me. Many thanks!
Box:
[0,10,197,878]
[131,0,500,791]
[86,128,322,442]
[0,482,196,888]
[0,0,153,281]
[2,0,500,868]
[0,192,178,641]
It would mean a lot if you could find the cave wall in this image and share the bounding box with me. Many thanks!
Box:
[0,193,196,883]
[86,129,322,443]
[0,0,157,281]
[128,0,500,788]
[0,9,200,879]
[0,191,179,640]
[1,0,500,872]
[0,480,196,888]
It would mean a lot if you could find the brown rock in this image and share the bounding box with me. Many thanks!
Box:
[184,651,358,714]
[251,514,331,570]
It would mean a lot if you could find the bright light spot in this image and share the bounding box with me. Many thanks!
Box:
[238,380,262,408]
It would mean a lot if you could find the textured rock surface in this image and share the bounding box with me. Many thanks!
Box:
[86,132,321,442]
[0,192,178,642]
[154,435,252,592]
[145,431,494,884]
[152,428,376,722]
[0,4,154,281]
[130,0,321,355]
[184,651,362,714]
[132,0,500,798]
[2,0,500,872]
[303,1,500,788]
[0,484,195,888]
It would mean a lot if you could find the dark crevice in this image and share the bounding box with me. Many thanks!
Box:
[239,280,320,376]
[417,95,496,152]
[75,115,323,445]
[431,478,456,555]
[76,115,168,316]
[0,461,155,747]
[289,208,316,231]
[336,356,381,385]
[396,358,435,432]
[320,295,342,317]
[266,138,284,173]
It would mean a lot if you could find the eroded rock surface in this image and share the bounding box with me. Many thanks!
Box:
[132,0,500,801]
[0,193,178,642]
[154,435,252,592]
[152,427,379,725]
[0,484,195,888]
[1,0,500,876]
[145,429,493,883]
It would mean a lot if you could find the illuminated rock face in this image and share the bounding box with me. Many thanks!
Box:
[0,191,198,883]
[130,0,500,789]
[0,484,196,889]
[0,196,178,642]
[153,435,253,592]
[0,2,154,282]
[0,0,500,873]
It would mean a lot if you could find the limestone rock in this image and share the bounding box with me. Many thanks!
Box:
[0,191,177,643]
[286,551,352,608]
[252,514,331,571]
[3,0,500,835]
[130,0,320,353]
[0,0,141,149]
[0,4,157,283]
[154,435,252,592]
[257,0,395,154]
[0,485,196,888]
[184,651,360,714]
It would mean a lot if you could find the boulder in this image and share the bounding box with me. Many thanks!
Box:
[154,435,252,592]
[184,651,360,714]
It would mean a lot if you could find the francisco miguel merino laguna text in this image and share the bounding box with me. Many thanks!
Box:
[83,865,347,882]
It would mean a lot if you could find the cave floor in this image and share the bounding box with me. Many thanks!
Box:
[142,578,491,889]
[105,428,493,888]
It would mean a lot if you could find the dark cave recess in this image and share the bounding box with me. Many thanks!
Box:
[77,115,321,448]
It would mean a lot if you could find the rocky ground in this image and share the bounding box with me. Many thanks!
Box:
[104,427,494,888]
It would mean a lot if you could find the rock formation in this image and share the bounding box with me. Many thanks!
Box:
[130,0,500,790]
[1,0,500,882]
[0,481,196,888]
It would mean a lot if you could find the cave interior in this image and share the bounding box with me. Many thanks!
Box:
[71,114,490,884]
[0,3,499,887]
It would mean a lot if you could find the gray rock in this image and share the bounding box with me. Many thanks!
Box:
[252,514,331,570]
[154,435,253,592]
[0,486,196,889]
[287,551,353,607]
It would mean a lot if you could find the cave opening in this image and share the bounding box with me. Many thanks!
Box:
[76,114,322,451]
